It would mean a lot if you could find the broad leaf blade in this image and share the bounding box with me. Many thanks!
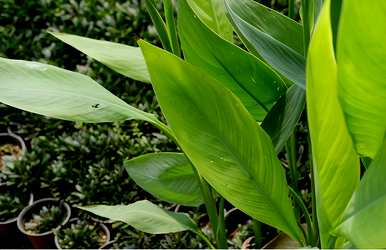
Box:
[335,141,386,248]
[225,0,306,88]
[50,32,151,83]
[262,85,305,153]
[179,0,286,121]
[0,58,168,132]
[337,1,386,158]
[139,41,303,242]
[125,153,203,207]
[306,1,359,247]
[81,200,197,234]
[186,0,233,42]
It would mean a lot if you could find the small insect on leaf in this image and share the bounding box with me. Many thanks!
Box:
[91,104,100,109]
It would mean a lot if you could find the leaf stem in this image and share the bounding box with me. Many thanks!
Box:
[301,0,311,55]
[288,0,296,19]
[289,187,314,246]
[216,197,227,248]
[252,219,262,248]
[163,0,181,57]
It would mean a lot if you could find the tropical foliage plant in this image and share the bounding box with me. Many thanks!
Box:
[0,0,385,248]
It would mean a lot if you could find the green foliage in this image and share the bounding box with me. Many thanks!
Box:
[24,204,66,234]
[1,0,386,248]
[125,153,204,207]
[306,0,360,246]
[81,200,198,234]
[56,219,107,249]
[0,190,27,221]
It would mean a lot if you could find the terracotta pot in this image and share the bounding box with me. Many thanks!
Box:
[17,198,71,249]
[54,218,110,249]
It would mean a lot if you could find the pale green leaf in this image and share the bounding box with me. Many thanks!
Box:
[125,153,203,207]
[139,41,303,242]
[337,1,386,158]
[81,200,197,234]
[186,0,233,42]
[50,32,151,83]
[179,0,286,121]
[335,141,386,248]
[0,58,170,135]
[306,0,360,247]
[225,0,306,88]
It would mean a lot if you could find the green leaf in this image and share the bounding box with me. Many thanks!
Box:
[179,0,286,121]
[0,58,170,135]
[80,200,197,234]
[186,0,233,42]
[145,0,172,52]
[225,0,306,88]
[125,153,203,207]
[139,40,303,242]
[337,1,386,158]
[262,85,305,153]
[306,0,359,247]
[50,32,151,83]
[335,141,386,248]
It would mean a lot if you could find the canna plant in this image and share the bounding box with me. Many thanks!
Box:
[0,0,385,248]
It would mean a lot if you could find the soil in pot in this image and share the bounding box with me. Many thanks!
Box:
[55,218,110,249]
[0,185,33,248]
[17,198,71,249]
[0,133,25,171]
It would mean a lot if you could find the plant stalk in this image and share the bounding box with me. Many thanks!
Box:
[252,219,262,248]
[163,0,181,57]
[288,0,296,19]
[216,197,227,249]
[301,0,311,55]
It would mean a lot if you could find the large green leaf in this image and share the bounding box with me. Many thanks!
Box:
[225,0,306,88]
[306,1,360,247]
[125,153,203,207]
[50,32,151,83]
[186,0,233,42]
[262,85,305,153]
[0,58,170,134]
[179,0,286,121]
[335,141,386,248]
[139,41,303,242]
[337,1,386,158]
[81,200,197,234]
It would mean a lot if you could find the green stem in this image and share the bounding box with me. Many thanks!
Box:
[288,0,296,19]
[301,0,311,55]
[286,133,299,193]
[216,197,227,249]
[308,135,319,246]
[163,0,181,57]
[192,168,218,242]
[197,230,216,249]
[289,187,314,246]
[252,220,262,248]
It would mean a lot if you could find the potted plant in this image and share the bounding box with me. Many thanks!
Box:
[17,198,71,248]
[55,217,110,249]
[0,132,26,173]
[0,184,33,248]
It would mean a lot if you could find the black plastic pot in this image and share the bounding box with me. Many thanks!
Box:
[0,184,33,248]
[17,198,71,249]
[0,132,26,173]
[54,218,110,249]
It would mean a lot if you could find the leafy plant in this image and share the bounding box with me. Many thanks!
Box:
[0,189,28,221]
[24,204,66,234]
[0,0,385,248]
[56,219,107,249]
